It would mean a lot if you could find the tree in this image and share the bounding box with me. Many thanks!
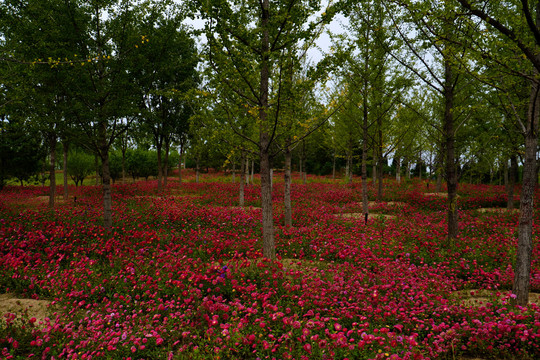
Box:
[133,4,199,191]
[194,0,337,259]
[67,150,94,186]
[452,0,540,305]
[0,116,45,187]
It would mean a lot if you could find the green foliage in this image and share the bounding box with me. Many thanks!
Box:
[126,149,158,181]
[67,150,95,187]
[0,119,45,188]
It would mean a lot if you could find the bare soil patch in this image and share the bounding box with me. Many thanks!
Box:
[0,293,52,327]
[335,213,396,220]
[476,208,519,214]
[423,192,448,197]
[452,289,540,307]
[228,206,262,210]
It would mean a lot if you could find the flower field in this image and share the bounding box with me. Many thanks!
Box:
[1,172,540,359]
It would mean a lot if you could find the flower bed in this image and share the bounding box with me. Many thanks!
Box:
[0,178,539,359]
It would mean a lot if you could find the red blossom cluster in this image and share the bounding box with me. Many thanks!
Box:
[0,174,539,359]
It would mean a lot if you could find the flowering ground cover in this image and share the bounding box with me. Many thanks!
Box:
[1,172,539,359]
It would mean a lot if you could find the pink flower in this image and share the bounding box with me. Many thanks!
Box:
[303,343,312,354]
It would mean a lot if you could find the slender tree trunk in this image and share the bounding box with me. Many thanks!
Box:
[245,157,250,185]
[362,85,369,218]
[259,0,275,259]
[99,120,112,229]
[284,145,292,227]
[301,140,307,184]
[377,157,383,201]
[121,148,126,184]
[444,58,458,243]
[95,154,100,185]
[418,161,422,181]
[48,133,56,208]
[63,140,68,201]
[157,145,163,191]
[239,152,245,207]
[513,77,540,306]
[196,155,200,183]
[507,155,518,210]
[332,151,336,180]
[396,156,401,183]
[372,147,377,183]
[163,141,170,188]
[232,160,236,183]
[251,159,255,183]
[178,143,184,185]
[346,151,353,184]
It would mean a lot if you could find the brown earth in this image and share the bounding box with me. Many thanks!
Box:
[0,293,52,328]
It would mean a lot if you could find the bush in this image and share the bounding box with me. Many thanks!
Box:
[67,151,95,186]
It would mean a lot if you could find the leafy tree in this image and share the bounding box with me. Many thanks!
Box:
[194,0,337,258]
[0,116,45,187]
[133,3,199,191]
[452,0,540,305]
[67,150,94,187]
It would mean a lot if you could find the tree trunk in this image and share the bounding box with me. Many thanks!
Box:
[362,86,369,218]
[346,151,353,184]
[245,157,250,185]
[507,155,518,210]
[95,154,100,185]
[63,140,68,201]
[377,156,383,201]
[372,147,377,183]
[157,145,163,191]
[259,0,275,259]
[48,133,56,208]
[332,151,336,180]
[232,159,236,183]
[163,141,170,188]
[284,145,292,227]
[418,161,422,181]
[195,155,200,183]
[513,78,540,306]
[239,152,245,207]
[444,58,459,243]
[178,143,184,185]
[99,121,112,229]
[121,147,126,185]
[396,156,401,183]
[302,141,307,185]
[251,159,255,183]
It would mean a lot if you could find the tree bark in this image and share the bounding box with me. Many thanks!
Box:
[395,156,401,183]
[157,145,163,191]
[245,157,250,185]
[99,120,112,229]
[284,144,292,227]
[48,133,56,208]
[332,151,336,180]
[362,86,369,217]
[195,155,200,183]
[239,152,245,207]
[377,156,383,202]
[178,142,184,185]
[443,58,459,243]
[63,140,68,201]
[163,141,170,188]
[513,78,540,306]
[259,0,275,260]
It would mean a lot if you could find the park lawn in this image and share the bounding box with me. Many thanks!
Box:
[0,174,539,360]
